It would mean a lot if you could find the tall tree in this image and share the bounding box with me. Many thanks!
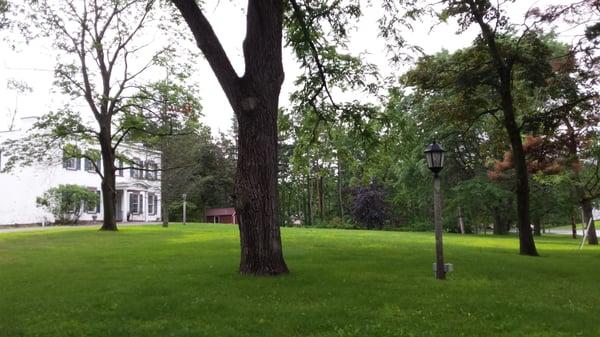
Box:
[3,0,183,231]
[440,0,542,255]
[397,0,563,255]
[170,1,289,275]
[536,57,600,243]
[169,0,374,275]
[125,80,204,227]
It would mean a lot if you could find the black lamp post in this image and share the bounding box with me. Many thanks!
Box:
[425,140,446,280]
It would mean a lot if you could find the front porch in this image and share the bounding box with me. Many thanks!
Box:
[115,182,161,223]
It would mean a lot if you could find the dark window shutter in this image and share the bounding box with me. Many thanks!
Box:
[76,158,81,170]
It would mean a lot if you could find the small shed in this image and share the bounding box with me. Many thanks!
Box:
[205,208,237,224]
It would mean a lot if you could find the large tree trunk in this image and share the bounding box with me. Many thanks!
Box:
[503,99,538,255]
[234,89,288,275]
[99,130,118,231]
[338,159,344,220]
[306,171,313,226]
[492,208,509,235]
[581,198,598,245]
[234,1,288,275]
[172,0,289,275]
[160,139,169,228]
[318,174,325,219]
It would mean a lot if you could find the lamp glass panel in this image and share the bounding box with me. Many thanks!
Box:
[432,152,442,168]
[426,153,434,168]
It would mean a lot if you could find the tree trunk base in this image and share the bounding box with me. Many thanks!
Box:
[99,225,118,231]
[239,264,289,276]
[587,223,598,245]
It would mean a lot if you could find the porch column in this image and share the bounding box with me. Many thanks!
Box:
[144,191,148,222]
[123,189,129,223]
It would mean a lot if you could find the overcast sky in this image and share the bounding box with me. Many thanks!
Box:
[0,0,578,136]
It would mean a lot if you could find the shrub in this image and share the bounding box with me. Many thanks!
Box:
[36,184,99,225]
[349,184,388,230]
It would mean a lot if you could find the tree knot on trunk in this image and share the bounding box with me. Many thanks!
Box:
[240,97,258,111]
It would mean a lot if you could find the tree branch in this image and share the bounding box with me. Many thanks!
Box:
[170,0,241,109]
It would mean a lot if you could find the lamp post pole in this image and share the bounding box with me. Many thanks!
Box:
[433,172,445,280]
[425,140,446,280]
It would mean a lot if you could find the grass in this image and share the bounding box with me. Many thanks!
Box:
[1,224,599,337]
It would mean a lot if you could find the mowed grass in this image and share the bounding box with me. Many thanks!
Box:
[1,224,599,337]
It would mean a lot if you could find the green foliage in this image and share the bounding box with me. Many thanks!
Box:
[168,200,197,221]
[0,0,8,29]
[35,184,99,225]
[124,80,203,147]
[1,225,600,337]
[159,127,235,222]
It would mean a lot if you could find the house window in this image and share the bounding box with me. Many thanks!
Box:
[145,161,158,180]
[148,193,155,215]
[63,157,80,170]
[84,159,100,173]
[116,160,123,176]
[129,193,143,215]
[130,158,143,179]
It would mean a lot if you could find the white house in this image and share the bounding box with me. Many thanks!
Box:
[0,130,162,226]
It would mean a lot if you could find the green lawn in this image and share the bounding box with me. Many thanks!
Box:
[1,224,599,337]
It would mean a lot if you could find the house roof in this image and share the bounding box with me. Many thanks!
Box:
[205,208,236,216]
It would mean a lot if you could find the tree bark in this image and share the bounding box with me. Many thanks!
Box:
[458,206,465,234]
[502,91,537,255]
[532,216,541,237]
[581,198,598,245]
[99,129,118,231]
[318,174,325,219]
[306,170,313,226]
[571,213,577,239]
[492,208,509,235]
[338,158,344,220]
[235,83,288,274]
